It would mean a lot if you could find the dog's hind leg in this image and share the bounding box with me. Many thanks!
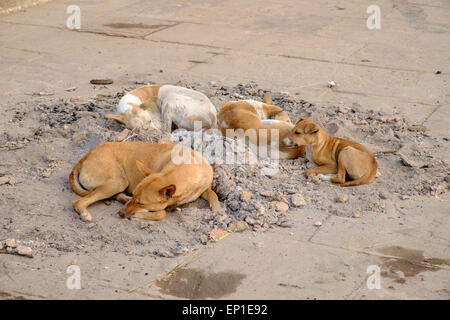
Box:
[201,187,220,212]
[330,159,347,184]
[115,192,131,204]
[73,183,125,222]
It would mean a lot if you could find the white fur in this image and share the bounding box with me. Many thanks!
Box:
[117,93,142,114]
[243,100,266,120]
[261,119,281,125]
[221,120,229,128]
[158,85,217,130]
[317,174,333,181]
[305,145,313,162]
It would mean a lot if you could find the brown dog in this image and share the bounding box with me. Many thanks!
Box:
[283,118,377,186]
[69,142,219,222]
[218,93,304,159]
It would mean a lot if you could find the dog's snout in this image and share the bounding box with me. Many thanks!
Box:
[119,207,126,218]
[282,137,291,146]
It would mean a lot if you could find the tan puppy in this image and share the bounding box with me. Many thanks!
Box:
[218,93,304,159]
[106,85,217,131]
[283,118,377,186]
[69,142,219,222]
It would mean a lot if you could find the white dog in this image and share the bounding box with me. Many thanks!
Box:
[106,85,217,131]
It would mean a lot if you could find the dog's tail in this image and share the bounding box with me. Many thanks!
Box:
[105,113,126,125]
[263,92,272,104]
[338,156,378,187]
[69,162,90,196]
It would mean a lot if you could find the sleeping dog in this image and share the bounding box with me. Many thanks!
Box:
[218,93,304,159]
[106,85,217,132]
[70,142,220,222]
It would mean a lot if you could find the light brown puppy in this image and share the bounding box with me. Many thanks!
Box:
[69,142,219,222]
[218,93,304,159]
[283,118,377,186]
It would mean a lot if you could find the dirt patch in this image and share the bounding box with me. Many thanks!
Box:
[0,81,449,261]
[378,246,450,284]
[156,268,245,299]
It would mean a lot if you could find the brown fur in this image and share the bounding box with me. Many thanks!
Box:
[69,142,219,222]
[131,85,162,104]
[283,118,378,186]
[218,95,304,159]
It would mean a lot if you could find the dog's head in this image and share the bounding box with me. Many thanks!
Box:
[119,161,176,218]
[282,118,324,147]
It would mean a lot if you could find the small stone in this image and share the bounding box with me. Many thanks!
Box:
[399,153,423,168]
[259,191,274,197]
[335,195,349,203]
[408,125,427,132]
[200,234,208,244]
[16,245,33,257]
[379,191,390,200]
[228,220,249,232]
[308,175,321,185]
[157,250,173,258]
[271,201,289,212]
[5,239,17,248]
[172,247,189,256]
[72,131,87,144]
[253,241,264,248]
[314,221,322,227]
[245,216,261,226]
[444,175,450,183]
[256,205,265,216]
[0,176,9,186]
[291,194,306,207]
[431,183,446,197]
[400,195,410,200]
[352,213,361,218]
[264,214,278,225]
[240,190,252,201]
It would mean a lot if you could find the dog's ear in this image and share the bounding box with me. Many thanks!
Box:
[159,184,176,198]
[263,92,273,104]
[305,123,320,134]
[136,160,155,177]
[295,118,306,125]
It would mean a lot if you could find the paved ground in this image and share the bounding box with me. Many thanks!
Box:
[0,0,449,299]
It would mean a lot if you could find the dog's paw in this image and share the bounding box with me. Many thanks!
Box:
[330,176,345,185]
[305,169,316,178]
[317,174,333,181]
[80,211,92,222]
[210,202,221,212]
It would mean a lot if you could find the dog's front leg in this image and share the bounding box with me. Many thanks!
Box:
[132,210,167,221]
[73,184,126,222]
[306,164,337,178]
